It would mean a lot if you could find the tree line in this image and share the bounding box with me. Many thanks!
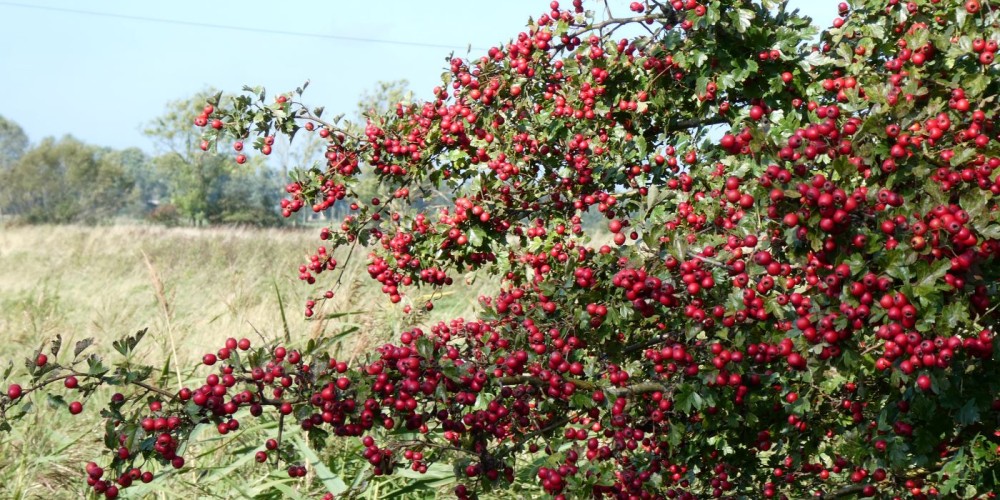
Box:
[0,92,287,226]
[0,82,452,228]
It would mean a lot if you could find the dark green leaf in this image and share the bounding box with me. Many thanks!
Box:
[50,335,62,357]
[74,338,94,359]
[956,399,980,426]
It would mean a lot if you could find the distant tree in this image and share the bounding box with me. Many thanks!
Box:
[0,114,28,169]
[0,115,29,221]
[145,91,283,226]
[1,136,134,223]
[100,147,158,218]
[353,79,413,128]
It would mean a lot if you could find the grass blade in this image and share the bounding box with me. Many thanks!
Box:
[273,279,291,344]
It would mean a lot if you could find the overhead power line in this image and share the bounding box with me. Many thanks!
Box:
[0,1,489,51]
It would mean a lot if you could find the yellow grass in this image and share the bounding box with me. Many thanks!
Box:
[0,224,493,499]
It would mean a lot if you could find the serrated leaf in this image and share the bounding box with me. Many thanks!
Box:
[468,227,484,247]
[731,9,755,33]
[949,147,976,167]
[799,51,832,71]
[956,399,980,426]
[647,184,660,212]
[634,135,647,156]
[979,224,1000,240]
[46,393,67,409]
[414,336,434,361]
[915,260,950,292]
[50,335,62,357]
[74,338,94,359]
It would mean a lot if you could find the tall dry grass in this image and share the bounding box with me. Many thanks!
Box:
[0,224,496,499]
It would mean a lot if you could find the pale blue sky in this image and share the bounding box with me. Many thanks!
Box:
[0,0,832,152]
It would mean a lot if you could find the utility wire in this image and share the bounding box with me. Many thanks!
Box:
[0,1,490,52]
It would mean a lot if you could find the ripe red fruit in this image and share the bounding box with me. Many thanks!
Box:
[7,384,22,400]
[966,0,980,13]
[36,353,48,367]
[916,374,932,391]
[783,213,800,227]
[235,154,247,165]
[787,353,806,370]
[69,401,83,414]
[65,376,78,389]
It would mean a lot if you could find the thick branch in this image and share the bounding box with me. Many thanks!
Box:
[668,115,729,132]
[821,484,868,499]
[621,333,675,354]
[497,375,666,397]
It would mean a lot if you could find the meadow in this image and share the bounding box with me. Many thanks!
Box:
[0,224,494,499]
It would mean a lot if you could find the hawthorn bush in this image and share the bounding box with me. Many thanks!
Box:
[4,0,1000,498]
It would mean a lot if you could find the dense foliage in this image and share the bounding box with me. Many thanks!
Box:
[4,0,1000,498]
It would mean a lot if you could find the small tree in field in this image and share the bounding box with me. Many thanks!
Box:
[4,0,1000,498]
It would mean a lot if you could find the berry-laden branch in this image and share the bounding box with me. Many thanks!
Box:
[8,0,1000,498]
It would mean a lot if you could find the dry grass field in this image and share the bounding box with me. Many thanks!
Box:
[0,224,494,499]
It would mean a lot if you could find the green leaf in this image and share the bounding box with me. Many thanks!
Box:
[414,336,434,361]
[468,227,485,248]
[949,147,976,167]
[86,355,107,376]
[634,135,647,156]
[674,383,704,413]
[112,328,148,356]
[956,399,980,426]
[914,260,949,295]
[290,435,348,495]
[979,224,1000,240]
[646,185,661,212]
[730,8,755,33]
[46,393,67,409]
